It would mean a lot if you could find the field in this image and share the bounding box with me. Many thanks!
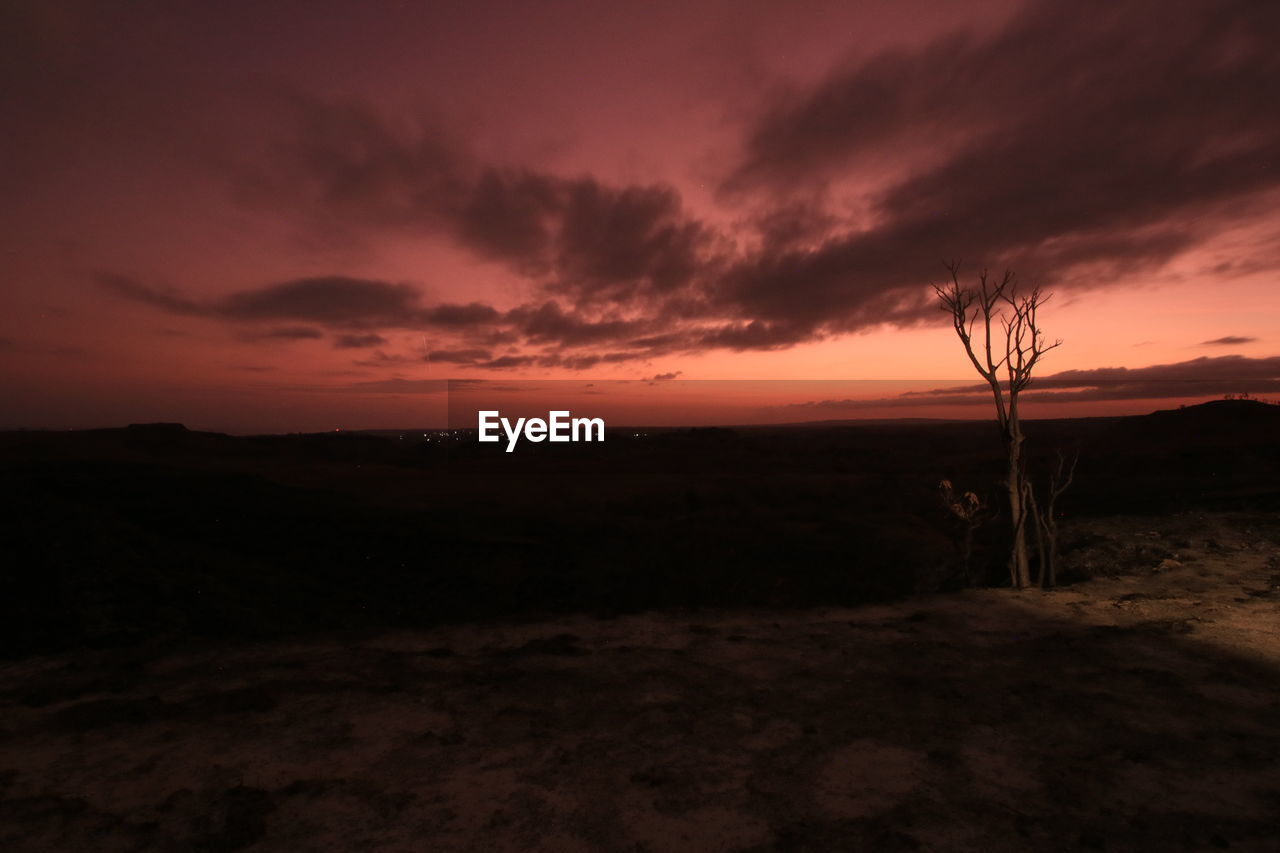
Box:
[1,400,1279,850]
[3,512,1279,850]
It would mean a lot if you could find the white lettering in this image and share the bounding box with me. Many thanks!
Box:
[478,410,606,451]
[548,410,570,442]
[502,416,526,453]
[477,411,500,442]
[573,416,605,442]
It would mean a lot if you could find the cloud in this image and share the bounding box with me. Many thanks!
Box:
[352,349,416,367]
[504,301,648,347]
[715,0,1280,328]
[993,355,1280,396]
[458,170,715,307]
[792,355,1280,409]
[648,371,682,381]
[98,273,204,315]
[332,333,388,349]
[233,96,472,239]
[100,266,804,370]
[422,302,502,327]
[238,97,716,310]
[730,1,1280,193]
[234,96,934,355]
[547,179,713,305]
[427,348,491,364]
[219,96,750,362]
[1202,336,1258,346]
[101,273,500,332]
[477,355,539,369]
[240,326,325,341]
[217,277,421,325]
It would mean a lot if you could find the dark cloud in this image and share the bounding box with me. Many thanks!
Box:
[98,274,204,315]
[456,170,714,306]
[504,301,648,347]
[793,355,1280,409]
[352,349,415,368]
[421,302,501,327]
[648,371,683,381]
[217,277,423,326]
[219,95,744,365]
[1202,336,1258,346]
[1014,355,1280,399]
[234,96,472,238]
[696,317,830,351]
[101,273,499,332]
[239,98,716,310]
[477,355,538,369]
[548,179,713,305]
[332,333,388,349]
[100,268,769,368]
[227,95,889,354]
[427,348,491,364]
[555,351,638,370]
[455,170,560,272]
[732,1,1280,193]
[716,0,1280,328]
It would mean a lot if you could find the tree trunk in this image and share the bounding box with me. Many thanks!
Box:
[1006,428,1031,589]
[1026,483,1048,589]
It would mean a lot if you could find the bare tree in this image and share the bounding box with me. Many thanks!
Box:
[1027,448,1078,588]
[934,263,1061,589]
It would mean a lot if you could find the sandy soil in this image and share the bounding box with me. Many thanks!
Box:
[2,513,1279,851]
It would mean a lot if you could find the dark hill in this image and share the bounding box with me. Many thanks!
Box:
[1141,397,1280,428]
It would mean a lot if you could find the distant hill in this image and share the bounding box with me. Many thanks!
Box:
[1144,397,1280,424]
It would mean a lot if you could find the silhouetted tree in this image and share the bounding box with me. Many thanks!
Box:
[934,263,1061,589]
[1027,447,1078,588]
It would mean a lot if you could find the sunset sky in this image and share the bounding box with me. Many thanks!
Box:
[3,0,1278,431]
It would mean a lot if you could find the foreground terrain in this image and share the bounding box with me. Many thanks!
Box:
[3,512,1278,851]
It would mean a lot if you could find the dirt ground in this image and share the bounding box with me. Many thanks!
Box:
[2,512,1279,851]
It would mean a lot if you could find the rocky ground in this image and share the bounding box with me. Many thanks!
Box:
[2,512,1279,851]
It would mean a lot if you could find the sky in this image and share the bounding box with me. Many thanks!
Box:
[2,0,1279,431]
